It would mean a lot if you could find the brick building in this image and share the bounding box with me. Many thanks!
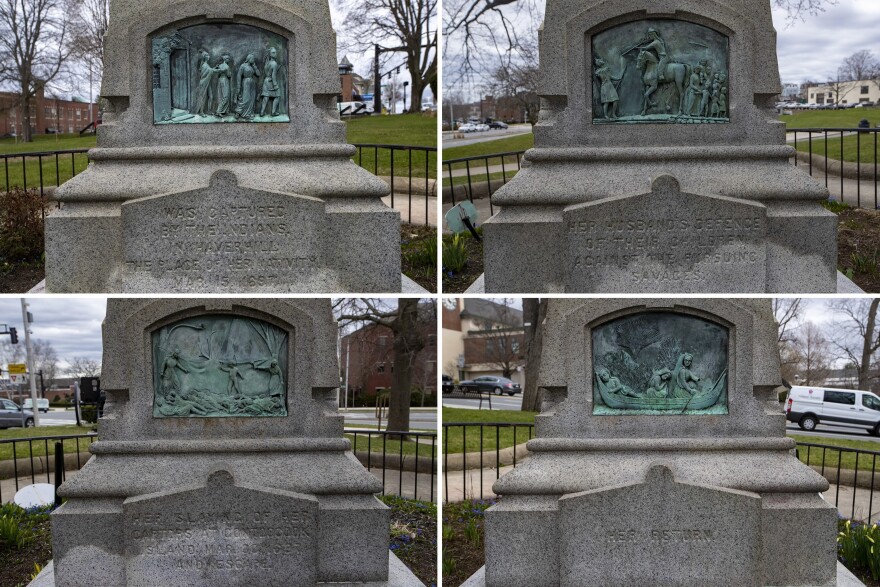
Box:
[442,298,526,386]
[0,88,98,137]
[341,305,437,403]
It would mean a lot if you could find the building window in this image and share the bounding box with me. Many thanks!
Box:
[377,363,385,373]
[511,341,520,353]
[863,86,870,95]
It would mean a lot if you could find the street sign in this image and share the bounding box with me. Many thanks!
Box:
[9,374,21,383]
[8,363,26,375]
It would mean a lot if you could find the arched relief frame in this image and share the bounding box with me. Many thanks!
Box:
[150,313,290,418]
[548,0,759,145]
[589,310,730,415]
[535,300,761,439]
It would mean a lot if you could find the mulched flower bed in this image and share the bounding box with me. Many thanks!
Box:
[441,233,483,294]
[441,499,493,587]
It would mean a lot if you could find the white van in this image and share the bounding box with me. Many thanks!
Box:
[785,385,880,435]
[337,101,372,116]
[22,398,50,413]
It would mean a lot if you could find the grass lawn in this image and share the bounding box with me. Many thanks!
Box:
[0,425,96,464]
[792,132,879,165]
[442,408,536,455]
[780,109,880,129]
[0,115,437,189]
[442,133,533,165]
[789,433,880,471]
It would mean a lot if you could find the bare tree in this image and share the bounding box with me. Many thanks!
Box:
[828,299,880,390]
[774,298,803,345]
[840,50,878,82]
[65,355,101,378]
[335,298,432,435]
[521,298,547,412]
[793,321,831,385]
[67,0,108,109]
[486,40,540,124]
[0,0,73,142]
[335,0,437,111]
[826,70,847,107]
[0,338,25,368]
[471,298,525,380]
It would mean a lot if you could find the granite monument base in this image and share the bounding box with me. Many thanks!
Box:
[481,150,839,293]
[29,552,425,587]
[459,563,864,587]
[46,148,406,293]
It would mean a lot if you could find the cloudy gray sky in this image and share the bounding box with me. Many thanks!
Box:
[0,297,106,369]
[773,0,880,85]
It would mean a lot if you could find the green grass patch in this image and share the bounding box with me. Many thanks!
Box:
[0,426,96,463]
[792,132,880,165]
[0,134,96,154]
[443,133,533,163]
[346,114,436,180]
[781,108,880,129]
[446,170,516,187]
[443,408,536,455]
[790,434,880,471]
[345,432,428,457]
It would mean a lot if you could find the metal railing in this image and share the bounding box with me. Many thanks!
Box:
[0,429,437,504]
[442,422,534,504]
[790,127,880,208]
[440,425,880,522]
[442,151,526,215]
[441,128,880,213]
[0,144,437,226]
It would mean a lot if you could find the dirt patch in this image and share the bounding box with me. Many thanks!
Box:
[0,511,52,587]
[442,233,483,294]
[837,207,880,292]
[442,499,493,587]
[383,495,437,587]
[0,264,43,294]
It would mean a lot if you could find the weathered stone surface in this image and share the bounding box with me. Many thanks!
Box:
[564,176,766,293]
[124,470,318,587]
[558,465,761,587]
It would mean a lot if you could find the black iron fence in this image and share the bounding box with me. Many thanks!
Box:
[441,424,880,521]
[442,422,534,504]
[790,127,880,208]
[442,128,880,212]
[0,429,436,504]
[0,144,437,226]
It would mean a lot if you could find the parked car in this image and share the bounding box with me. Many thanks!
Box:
[458,122,477,133]
[474,123,490,132]
[785,385,880,435]
[0,399,35,428]
[458,376,522,396]
[488,121,508,129]
[22,398,50,413]
[442,374,455,394]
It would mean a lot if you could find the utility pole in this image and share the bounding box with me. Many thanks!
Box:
[20,299,39,426]
[344,340,350,411]
[374,45,382,115]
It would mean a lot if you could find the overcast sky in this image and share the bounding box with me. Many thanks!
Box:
[0,297,106,369]
[773,0,880,85]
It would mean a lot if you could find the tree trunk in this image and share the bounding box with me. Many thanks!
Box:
[20,89,33,143]
[407,54,425,112]
[521,299,547,412]
[860,299,880,389]
[386,299,424,435]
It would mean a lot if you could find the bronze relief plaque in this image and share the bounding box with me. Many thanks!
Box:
[152,315,288,417]
[152,23,289,124]
[591,312,729,415]
[591,19,729,124]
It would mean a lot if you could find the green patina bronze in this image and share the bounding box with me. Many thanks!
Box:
[151,315,288,418]
[152,23,289,124]
[591,19,729,124]
[591,312,728,416]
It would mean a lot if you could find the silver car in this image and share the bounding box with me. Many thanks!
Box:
[0,399,35,428]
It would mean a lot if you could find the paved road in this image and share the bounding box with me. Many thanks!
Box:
[786,422,880,442]
[443,393,524,411]
[443,125,533,148]
[30,408,439,431]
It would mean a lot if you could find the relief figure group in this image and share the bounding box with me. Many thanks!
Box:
[193,47,284,121]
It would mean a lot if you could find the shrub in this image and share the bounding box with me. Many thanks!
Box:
[838,519,880,580]
[403,237,437,272]
[442,234,468,273]
[81,405,97,423]
[0,188,48,265]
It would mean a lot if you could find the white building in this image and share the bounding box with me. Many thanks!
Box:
[781,83,800,101]
[806,79,880,107]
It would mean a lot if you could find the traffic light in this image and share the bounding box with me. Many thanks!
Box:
[9,327,17,344]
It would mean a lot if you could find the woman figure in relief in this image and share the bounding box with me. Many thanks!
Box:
[194,51,215,116]
[214,54,233,117]
[235,53,262,120]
